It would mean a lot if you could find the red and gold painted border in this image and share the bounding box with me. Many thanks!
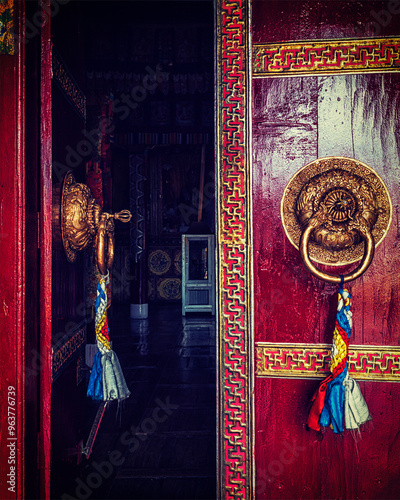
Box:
[216,1,253,498]
[253,38,400,77]
[256,343,400,382]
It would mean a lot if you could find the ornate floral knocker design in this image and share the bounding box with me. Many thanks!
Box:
[61,171,132,274]
[281,157,392,283]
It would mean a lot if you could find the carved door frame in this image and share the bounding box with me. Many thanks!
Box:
[215,1,254,498]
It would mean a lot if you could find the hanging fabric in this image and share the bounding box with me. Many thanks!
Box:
[87,272,130,401]
[307,282,371,433]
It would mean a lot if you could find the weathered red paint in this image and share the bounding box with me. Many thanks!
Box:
[252,1,400,498]
[0,1,25,498]
[39,1,53,498]
[252,0,400,43]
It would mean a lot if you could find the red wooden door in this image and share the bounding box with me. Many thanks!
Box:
[34,1,88,498]
[46,3,89,498]
[0,1,25,499]
[252,2,400,498]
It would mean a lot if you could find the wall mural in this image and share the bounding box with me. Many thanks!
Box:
[0,0,14,55]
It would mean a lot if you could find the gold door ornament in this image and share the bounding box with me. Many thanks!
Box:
[61,171,132,274]
[281,157,392,283]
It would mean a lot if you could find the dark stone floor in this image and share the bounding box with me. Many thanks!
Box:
[61,304,216,500]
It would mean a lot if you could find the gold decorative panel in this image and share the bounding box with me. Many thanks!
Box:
[253,38,400,77]
[256,343,400,382]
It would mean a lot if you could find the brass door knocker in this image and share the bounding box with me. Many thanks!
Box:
[61,171,132,274]
[281,157,392,283]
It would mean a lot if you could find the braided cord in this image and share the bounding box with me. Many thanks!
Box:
[95,276,111,351]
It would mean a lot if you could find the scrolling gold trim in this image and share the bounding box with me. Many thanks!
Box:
[253,38,400,77]
[256,343,400,382]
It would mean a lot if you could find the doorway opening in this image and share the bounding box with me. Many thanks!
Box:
[48,1,216,498]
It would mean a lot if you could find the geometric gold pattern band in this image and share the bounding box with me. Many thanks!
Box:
[216,0,253,498]
[253,38,400,77]
[256,343,400,382]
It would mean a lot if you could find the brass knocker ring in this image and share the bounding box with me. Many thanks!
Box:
[299,215,375,283]
[280,157,392,283]
[95,210,132,275]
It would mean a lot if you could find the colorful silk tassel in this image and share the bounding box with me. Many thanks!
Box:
[87,273,130,401]
[307,285,371,433]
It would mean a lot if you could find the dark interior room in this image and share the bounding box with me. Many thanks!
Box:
[34,1,217,498]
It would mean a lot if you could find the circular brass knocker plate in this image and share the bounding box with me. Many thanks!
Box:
[281,157,392,266]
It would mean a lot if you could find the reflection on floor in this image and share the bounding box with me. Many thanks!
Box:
[66,304,216,500]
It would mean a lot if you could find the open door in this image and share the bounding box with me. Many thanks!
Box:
[216,1,400,498]
[23,1,89,498]
[0,1,25,498]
